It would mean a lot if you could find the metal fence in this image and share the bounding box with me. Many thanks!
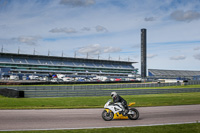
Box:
[2,82,183,91]
[4,80,200,91]
[23,88,200,98]
[1,80,200,98]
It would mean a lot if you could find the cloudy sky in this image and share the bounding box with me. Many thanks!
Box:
[0,0,200,73]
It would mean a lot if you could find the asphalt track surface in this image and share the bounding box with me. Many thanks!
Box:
[0,105,200,131]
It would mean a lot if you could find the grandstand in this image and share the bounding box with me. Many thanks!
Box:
[0,52,138,80]
[148,69,200,80]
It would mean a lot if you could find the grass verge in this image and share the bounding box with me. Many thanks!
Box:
[0,92,200,109]
[1,123,200,133]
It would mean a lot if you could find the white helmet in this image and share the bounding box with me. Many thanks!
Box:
[111,92,117,98]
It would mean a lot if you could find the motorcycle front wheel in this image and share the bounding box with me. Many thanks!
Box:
[102,110,114,121]
[128,108,139,120]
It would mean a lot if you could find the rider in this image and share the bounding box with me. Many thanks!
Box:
[111,92,128,115]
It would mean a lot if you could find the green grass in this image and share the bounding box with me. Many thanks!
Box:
[1,123,200,133]
[0,92,200,109]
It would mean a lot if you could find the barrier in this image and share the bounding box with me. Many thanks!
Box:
[0,88,24,98]
[0,80,199,98]
[21,88,200,98]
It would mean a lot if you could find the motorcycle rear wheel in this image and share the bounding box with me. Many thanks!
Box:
[102,110,114,121]
[128,108,139,120]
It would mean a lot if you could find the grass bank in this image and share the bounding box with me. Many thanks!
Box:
[1,123,200,133]
[0,92,200,109]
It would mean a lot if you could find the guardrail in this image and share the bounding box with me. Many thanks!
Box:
[0,88,24,98]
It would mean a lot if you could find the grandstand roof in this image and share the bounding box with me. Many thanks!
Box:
[0,52,137,64]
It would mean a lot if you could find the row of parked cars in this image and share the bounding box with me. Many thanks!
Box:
[50,74,138,82]
[1,74,140,83]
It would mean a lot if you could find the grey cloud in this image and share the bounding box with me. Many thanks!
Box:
[103,46,121,53]
[144,17,156,21]
[13,36,40,45]
[170,55,186,60]
[81,27,91,31]
[95,25,108,32]
[0,38,16,45]
[170,10,200,22]
[59,0,95,7]
[77,44,121,55]
[77,44,101,55]
[132,43,140,48]
[0,24,7,29]
[194,47,200,51]
[147,54,157,58]
[49,27,77,34]
[194,53,200,60]
[50,26,107,34]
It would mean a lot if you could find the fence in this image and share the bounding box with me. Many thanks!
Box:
[0,80,200,98]
[23,88,200,98]
[0,88,24,98]
[1,82,184,91]
[4,80,200,91]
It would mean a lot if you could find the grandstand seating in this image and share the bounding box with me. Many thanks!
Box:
[13,58,27,64]
[149,69,200,79]
[38,59,52,65]
[83,62,95,67]
[63,61,74,66]
[27,59,40,64]
[0,57,13,63]
[0,56,134,69]
[51,60,64,65]
[103,64,113,68]
[73,62,85,66]
[120,64,133,69]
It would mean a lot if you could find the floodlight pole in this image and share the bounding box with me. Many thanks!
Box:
[33,48,35,55]
[18,47,20,54]
[1,45,3,53]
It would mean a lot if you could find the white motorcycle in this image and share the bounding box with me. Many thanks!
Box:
[102,99,139,121]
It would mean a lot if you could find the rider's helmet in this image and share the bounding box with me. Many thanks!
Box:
[111,92,117,98]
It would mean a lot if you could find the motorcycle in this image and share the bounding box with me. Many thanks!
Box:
[102,99,139,121]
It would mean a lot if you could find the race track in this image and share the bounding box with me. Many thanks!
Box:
[0,105,200,131]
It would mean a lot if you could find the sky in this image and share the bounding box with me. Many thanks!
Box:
[0,0,200,73]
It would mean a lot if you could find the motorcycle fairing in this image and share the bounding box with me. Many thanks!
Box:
[128,102,135,106]
[105,104,123,114]
[105,108,129,119]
